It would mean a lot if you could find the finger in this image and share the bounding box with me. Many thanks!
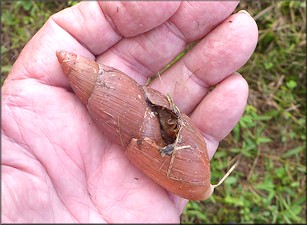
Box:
[97,1,239,84]
[150,11,258,113]
[99,1,180,38]
[5,1,179,88]
[168,193,189,215]
[55,1,180,54]
[190,73,248,159]
[170,1,239,42]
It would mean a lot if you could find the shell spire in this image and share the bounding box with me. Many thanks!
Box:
[56,50,98,105]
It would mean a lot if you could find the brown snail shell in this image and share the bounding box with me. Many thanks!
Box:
[56,50,214,200]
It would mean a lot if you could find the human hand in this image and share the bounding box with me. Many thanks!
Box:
[2,1,258,223]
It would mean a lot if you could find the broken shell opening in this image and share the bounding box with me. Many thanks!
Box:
[144,94,184,158]
[147,101,178,144]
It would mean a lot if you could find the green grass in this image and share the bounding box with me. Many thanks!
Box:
[1,1,306,224]
[1,0,79,82]
[181,1,306,224]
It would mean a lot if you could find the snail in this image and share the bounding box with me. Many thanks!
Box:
[56,50,237,200]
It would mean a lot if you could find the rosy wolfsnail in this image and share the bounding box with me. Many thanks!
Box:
[56,50,236,200]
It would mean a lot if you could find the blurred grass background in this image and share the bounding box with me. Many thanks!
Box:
[1,1,306,224]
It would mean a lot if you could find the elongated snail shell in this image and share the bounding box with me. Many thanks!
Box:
[56,50,214,200]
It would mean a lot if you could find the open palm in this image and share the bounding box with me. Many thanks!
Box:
[2,1,258,223]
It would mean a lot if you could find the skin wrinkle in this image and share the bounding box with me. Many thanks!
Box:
[98,4,122,38]
[55,2,122,55]
[60,194,93,222]
[90,150,125,190]
[111,188,170,223]
[170,1,239,42]
[195,44,226,85]
[190,32,236,85]
[22,177,49,215]
[115,189,131,215]
[176,2,202,39]
[98,48,149,84]
[93,3,187,78]
[88,137,112,174]
[141,32,169,63]
[129,23,185,74]
[8,61,38,84]
[182,57,210,90]
[122,202,153,222]
[49,132,83,178]
[192,74,249,141]
[130,35,171,77]
[68,103,87,174]
[3,155,73,222]
[18,19,90,88]
[33,102,65,164]
[88,148,175,222]
[70,2,121,54]
[3,85,98,223]
[159,64,206,114]
[163,20,187,46]
[103,19,187,80]
[201,42,242,79]
[152,22,186,59]
[48,108,93,174]
[127,38,156,76]
[52,164,89,222]
[4,141,53,212]
[3,103,34,157]
[2,135,38,175]
[3,84,84,181]
[57,7,92,54]
[45,139,87,211]
[99,1,178,38]
[72,6,93,52]
[87,164,105,206]
[108,2,133,37]
[185,1,194,8]
[49,18,94,59]
[44,133,91,207]
[88,172,116,223]
[133,1,143,14]
[96,21,188,84]
[125,2,178,37]
[3,144,39,179]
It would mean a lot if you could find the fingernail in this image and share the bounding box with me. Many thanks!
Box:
[237,10,251,16]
